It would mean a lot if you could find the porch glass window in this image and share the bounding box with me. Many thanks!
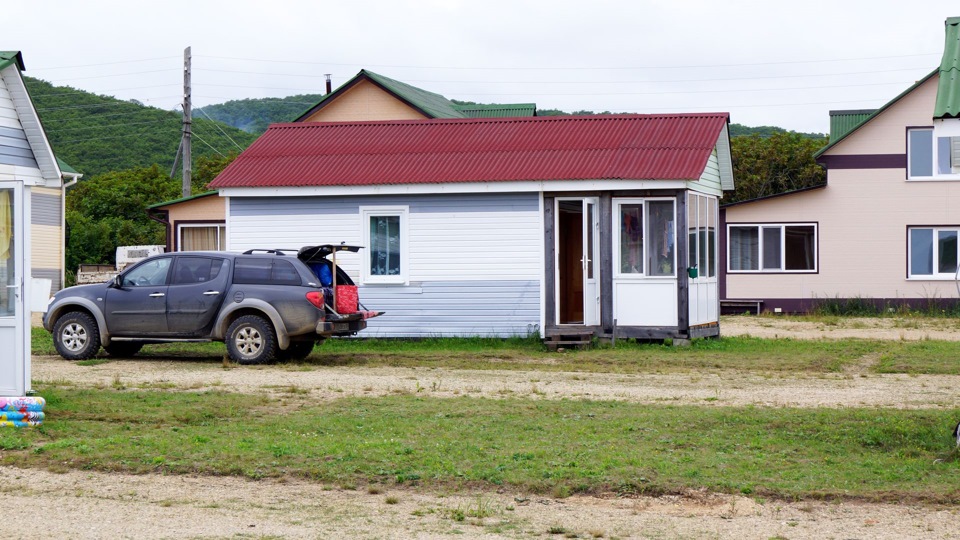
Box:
[728,224,817,272]
[687,193,717,279]
[361,207,408,284]
[616,199,675,277]
[619,204,644,274]
[909,227,960,278]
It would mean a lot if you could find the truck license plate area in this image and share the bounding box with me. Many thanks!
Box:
[333,323,349,332]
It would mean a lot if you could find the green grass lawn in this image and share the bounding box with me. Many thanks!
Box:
[2,386,959,503]
[32,326,960,375]
[24,323,960,503]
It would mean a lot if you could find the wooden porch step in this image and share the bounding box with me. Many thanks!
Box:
[544,332,594,351]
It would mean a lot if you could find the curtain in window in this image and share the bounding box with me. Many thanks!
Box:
[762,227,781,270]
[647,201,674,276]
[0,190,10,262]
[181,226,220,251]
[0,189,11,317]
[729,227,758,271]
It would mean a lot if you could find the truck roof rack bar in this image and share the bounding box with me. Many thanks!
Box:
[241,249,298,256]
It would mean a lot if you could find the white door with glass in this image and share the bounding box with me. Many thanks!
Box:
[0,183,24,395]
[556,198,600,326]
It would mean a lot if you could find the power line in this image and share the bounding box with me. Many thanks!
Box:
[36,97,180,112]
[49,119,171,132]
[41,109,173,123]
[195,52,940,71]
[194,65,931,86]
[57,131,176,144]
[51,69,179,82]
[601,98,893,112]
[195,107,245,151]
[28,57,179,71]
[29,84,180,98]
[189,128,228,157]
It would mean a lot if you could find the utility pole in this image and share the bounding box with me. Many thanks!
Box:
[182,46,192,198]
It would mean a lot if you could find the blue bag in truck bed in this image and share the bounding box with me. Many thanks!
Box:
[309,263,333,286]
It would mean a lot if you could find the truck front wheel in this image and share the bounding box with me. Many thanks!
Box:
[52,311,101,360]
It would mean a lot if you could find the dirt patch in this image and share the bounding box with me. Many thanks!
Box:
[1,466,955,540]
[31,355,960,410]
[722,315,960,341]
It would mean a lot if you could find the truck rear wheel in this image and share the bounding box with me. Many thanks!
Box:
[103,342,144,357]
[278,340,315,361]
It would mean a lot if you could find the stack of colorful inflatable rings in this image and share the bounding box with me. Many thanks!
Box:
[0,396,45,427]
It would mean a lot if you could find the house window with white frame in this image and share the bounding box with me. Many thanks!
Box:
[908,128,960,179]
[909,226,960,278]
[615,198,676,277]
[728,223,817,272]
[361,207,407,284]
[179,223,226,251]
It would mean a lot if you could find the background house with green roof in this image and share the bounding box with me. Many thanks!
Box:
[719,17,960,313]
[154,69,536,251]
[296,69,535,122]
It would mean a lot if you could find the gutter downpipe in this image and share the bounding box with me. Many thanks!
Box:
[146,209,173,253]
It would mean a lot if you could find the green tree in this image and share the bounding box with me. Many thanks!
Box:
[65,165,181,270]
[728,132,829,204]
[191,152,237,193]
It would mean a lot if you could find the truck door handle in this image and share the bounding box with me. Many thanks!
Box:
[203,291,220,296]
[148,292,165,298]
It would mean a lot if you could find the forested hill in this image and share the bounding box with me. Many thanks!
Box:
[24,77,259,178]
[197,95,828,140]
[197,95,325,134]
[728,124,825,139]
[537,107,825,139]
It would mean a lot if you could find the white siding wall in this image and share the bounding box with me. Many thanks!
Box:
[687,149,723,196]
[229,193,542,337]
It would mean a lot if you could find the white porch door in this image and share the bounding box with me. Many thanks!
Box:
[0,183,24,396]
[582,198,600,326]
[556,197,600,326]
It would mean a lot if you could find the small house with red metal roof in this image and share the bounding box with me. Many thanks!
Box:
[209,113,734,341]
[720,17,960,314]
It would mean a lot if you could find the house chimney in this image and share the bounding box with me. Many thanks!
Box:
[325,74,332,95]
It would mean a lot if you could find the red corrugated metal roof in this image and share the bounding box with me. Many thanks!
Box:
[209,114,729,188]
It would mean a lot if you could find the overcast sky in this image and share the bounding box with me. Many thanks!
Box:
[5,1,959,134]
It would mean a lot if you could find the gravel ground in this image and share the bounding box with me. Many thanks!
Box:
[7,316,960,539]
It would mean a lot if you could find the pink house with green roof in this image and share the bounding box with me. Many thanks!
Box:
[721,17,960,313]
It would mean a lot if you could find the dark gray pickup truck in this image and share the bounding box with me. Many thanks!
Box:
[43,245,379,364]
